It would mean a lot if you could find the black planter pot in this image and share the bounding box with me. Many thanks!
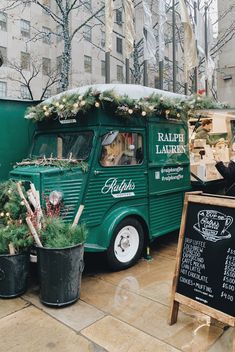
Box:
[37,243,84,307]
[0,251,30,298]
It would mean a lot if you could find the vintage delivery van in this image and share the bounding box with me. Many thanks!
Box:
[10,84,191,270]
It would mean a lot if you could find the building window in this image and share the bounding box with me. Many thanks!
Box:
[20,85,31,100]
[42,57,51,75]
[21,52,30,70]
[0,47,7,66]
[82,0,91,10]
[101,60,105,76]
[42,0,51,13]
[100,30,105,48]
[0,81,7,97]
[116,37,123,54]
[84,55,92,73]
[56,86,63,94]
[56,56,62,72]
[21,19,30,38]
[42,26,51,44]
[56,25,62,42]
[99,6,105,18]
[116,9,122,25]
[0,12,7,31]
[43,88,51,99]
[117,65,123,82]
[83,25,92,41]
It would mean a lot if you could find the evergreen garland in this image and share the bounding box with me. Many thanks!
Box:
[16,158,88,172]
[25,88,228,123]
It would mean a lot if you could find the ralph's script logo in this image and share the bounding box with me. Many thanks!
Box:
[101,178,135,198]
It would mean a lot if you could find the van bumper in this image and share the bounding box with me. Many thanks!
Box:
[84,243,107,252]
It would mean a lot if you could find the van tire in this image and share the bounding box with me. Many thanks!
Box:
[107,217,144,271]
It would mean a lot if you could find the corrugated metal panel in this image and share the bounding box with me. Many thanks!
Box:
[150,192,184,235]
[43,175,83,222]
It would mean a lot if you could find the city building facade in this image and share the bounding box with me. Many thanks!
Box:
[0,0,139,100]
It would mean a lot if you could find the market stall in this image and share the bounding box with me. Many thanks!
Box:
[189,109,235,193]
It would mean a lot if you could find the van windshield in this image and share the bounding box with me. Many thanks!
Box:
[31,131,93,160]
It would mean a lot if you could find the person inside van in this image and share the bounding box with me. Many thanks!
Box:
[194,119,215,146]
[100,146,115,166]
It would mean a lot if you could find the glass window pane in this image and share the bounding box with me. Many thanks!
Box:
[84,55,92,73]
[32,131,93,160]
[0,81,7,97]
[100,132,143,167]
[42,26,51,44]
[83,25,92,41]
[0,12,7,31]
[21,19,30,38]
[21,52,30,70]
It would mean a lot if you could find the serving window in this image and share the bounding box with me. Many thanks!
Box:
[100,132,143,167]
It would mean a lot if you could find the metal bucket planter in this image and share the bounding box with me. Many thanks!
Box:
[0,251,30,298]
[37,243,84,307]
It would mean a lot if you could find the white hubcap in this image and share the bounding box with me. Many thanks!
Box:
[114,226,140,263]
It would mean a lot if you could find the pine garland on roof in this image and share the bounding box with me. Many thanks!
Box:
[25,88,228,123]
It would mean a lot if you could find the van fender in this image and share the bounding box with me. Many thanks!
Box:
[101,206,149,248]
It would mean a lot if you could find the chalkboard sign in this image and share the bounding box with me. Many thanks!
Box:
[169,192,235,338]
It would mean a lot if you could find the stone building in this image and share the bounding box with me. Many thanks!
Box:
[0,0,136,100]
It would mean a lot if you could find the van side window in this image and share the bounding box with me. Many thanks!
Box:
[100,132,143,167]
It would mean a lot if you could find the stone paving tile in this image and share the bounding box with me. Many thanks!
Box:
[0,297,29,319]
[208,327,233,352]
[139,279,172,305]
[0,305,106,352]
[23,287,105,332]
[81,315,181,352]
[80,276,224,351]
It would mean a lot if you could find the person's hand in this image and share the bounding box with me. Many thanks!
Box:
[213,151,221,162]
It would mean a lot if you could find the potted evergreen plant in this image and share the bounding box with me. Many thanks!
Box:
[36,217,87,307]
[0,181,33,298]
[16,182,87,307]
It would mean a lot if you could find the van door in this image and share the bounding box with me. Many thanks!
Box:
[148,120,191,238]
[82,129,148,261]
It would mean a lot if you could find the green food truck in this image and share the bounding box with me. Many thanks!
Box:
[10,84,191,270]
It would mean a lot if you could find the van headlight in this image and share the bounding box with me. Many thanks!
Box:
[49,191,63,206]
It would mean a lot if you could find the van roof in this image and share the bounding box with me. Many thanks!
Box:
[44,84,186,104]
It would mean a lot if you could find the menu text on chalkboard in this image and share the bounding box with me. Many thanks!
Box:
[169,193,235,339]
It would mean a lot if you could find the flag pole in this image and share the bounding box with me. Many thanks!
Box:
[143,60,148,86]
[204,2,208,96]
[172,0,176,92]
[126,58,130,83]
[159,61,163,89]
[105,52,111,83]
[193,0,198,94]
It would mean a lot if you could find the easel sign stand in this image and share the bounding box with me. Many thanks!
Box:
[168,192,235,351]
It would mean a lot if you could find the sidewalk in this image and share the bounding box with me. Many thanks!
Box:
[0,232,233,352]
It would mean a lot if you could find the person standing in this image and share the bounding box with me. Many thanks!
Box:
[194,119,215,146]
[214,147,235,196]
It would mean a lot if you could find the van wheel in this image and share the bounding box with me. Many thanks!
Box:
[107,218,144,271]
